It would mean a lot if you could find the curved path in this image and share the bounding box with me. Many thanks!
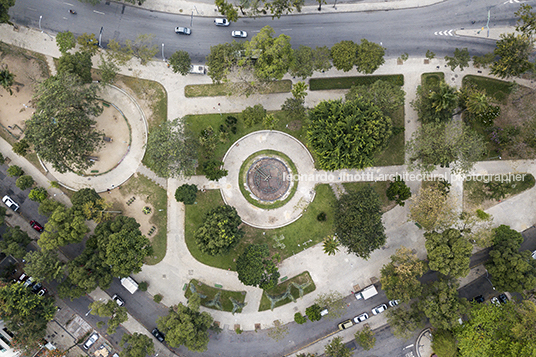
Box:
[220,130,316,228]
[45,84,148,193]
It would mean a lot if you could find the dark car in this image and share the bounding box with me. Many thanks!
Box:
[32,282,42,293]
[471,295,485,303]
[175,27,191,35]
[152,328,165,342]
[30,220,44,232]
[498,293,509,304]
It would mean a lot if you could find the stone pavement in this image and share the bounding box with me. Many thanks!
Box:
[2,9,536,357]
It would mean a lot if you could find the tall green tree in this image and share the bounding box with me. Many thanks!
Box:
[355,39,385,74]
[485,225,536,293]
[175,184,197,205]
[431,329,458,357]
[243,26,294,81]
[0,226,31,259]
[386,176,411,206]
[444,47,470,71]
[156,299,214,352]
[322,235,339,256]
[308,97,392,170]
[412,80,457,124]
[330,40,358,72]
[355,325,376,350]
[169,50,192,76]
[215,0,239,22]
[490,33,534,78]
[264,0,304,18]
[194,205,243,255]
[124,34,159,65]
[23,250,64,282]
[334,186,386,259]
[0,0,15,23]
[515,4,536,36]
[408,183,457,232]
[324,336,351,357]
[425,229,472,278]
[55,31,76,54]
[0,65,15,95]
[420,278,468,330]
[312,46,332,72]
[15,175,34,190]
[236,244,280,290]
[98,56,119,84]
[38,206,89,250]
[71,188,100,208]
[145,117,198,178]
[0,283,56,352]
[120,333,155,357]
[386,303,425,339]
[289,45,314,79]
[25,72,104,173]
[57,49,94,82]
[89,299,128,334]
[346,79,405,116]
[380,246,426,303]
[77,33,99,55]
[205,42,244,83]
[456,300,536,357]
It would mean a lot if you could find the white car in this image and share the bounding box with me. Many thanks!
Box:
[532,250,536,259]
[231,30,247,38]
[353,312,369,324]
[388,299,400,307]
[2,195,19,211]
[112,294,125,306]
[175,27,191,35]
[214,18,230,26]
[83,332,99,350]
[371,304,388,315]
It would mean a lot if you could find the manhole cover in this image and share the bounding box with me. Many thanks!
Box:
[247,158,290,201]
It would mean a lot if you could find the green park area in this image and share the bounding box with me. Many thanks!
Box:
[258,272,316,311]
[184,279,247,313]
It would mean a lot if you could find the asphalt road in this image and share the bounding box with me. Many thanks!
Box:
[9,0,534,62]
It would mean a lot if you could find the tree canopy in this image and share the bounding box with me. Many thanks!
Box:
[120,333,155,357]
[0,0,15,23]
[334,186,386,259]
[380,246,426,303]
[195,205,243,255]
[0,283,56,352]
[25,72,104,173]
[420,278,468,330]
[37,205,89,250]
[456,300,536,357]
[23,250,64,282]
[491,33,534,78]
[331,40,358,72]
[156,299,214,352]
[308,97,392,170]
[355,38,385,74]
[236,244,280,290]
[55,31,76,54]
[169,50,192,76]
[0,65,15,95]
[205,42,244,83]
[145,117,198,178]
[57,51,93,83]
[89,299,128,334]
[175,184,197,205]
[0,226,31,259]
[485,225,536,293]
[425,228,472,278]
[386,303,425,339]
[324,336,351,357]
[345,80,405,116]
[408,183,457,232]
[412,80,458,124]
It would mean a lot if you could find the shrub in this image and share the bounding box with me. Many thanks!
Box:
[7,165,24,177]
[294,312,307,324]
[174,184,198,205]
[305,304,322,322]
[0,152,4,165]
[49,181,61,188]
[386,176,411,206]
[203,159,228,181]
[138,281,148,291]
[317,212,327,221]
[242,104,266,127]
[12,139,30,156]
[29,187,48,203]
[153,294,163,303]
[16,175,35,190]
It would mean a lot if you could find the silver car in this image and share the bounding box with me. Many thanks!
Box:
[371,304,388,315]
[175,27,191,35]
[353,312,369,324]
[231,30,247,38]
[83,332,99,350]
[2,195,19,211]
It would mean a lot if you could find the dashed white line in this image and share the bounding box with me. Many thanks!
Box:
[281,28,292,31]
[93,10,105,14]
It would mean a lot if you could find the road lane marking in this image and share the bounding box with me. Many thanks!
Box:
[281,28,292,31]
[93,10,106,14]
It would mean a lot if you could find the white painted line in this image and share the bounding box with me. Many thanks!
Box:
[93,10,105,15]
[404,344,414,349]
[434,31,438,35]
[27,7,37,11]
[64,2,74,5]
[281,28,292,31]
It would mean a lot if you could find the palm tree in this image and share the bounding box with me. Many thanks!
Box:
[429,81,458,113]
[0,66,15,95]
[466,90,489,115]
[323,235,339,256]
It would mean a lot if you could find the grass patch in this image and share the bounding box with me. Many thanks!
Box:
[422,72,445,87]
[342,181,394,211]
[184,184,336,270]
[185,111,308,175]
[374,106,405,166]
[465,173,535,205]
[309,74,404,91]
[238,150,298,209]
[462,75,513,104]
[184,80,292,97]
[259,272,316,311]
[184,279,246,313]
[121,174,167,265]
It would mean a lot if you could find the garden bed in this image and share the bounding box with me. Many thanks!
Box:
[464,173,535,209]
[185,80,292,97]
[258,272,316,311]
[309,74,404,91]
[184,279,246,313]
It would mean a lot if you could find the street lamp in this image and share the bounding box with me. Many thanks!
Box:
[485,270,496,290]
[39,16,42,32]
[161,43,165,62]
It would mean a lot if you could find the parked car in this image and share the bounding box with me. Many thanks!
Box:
[112,294,125,306]
[337,319,353,330]
[388,299,400,307]
[83,332,99,350]
[152,328,165,342]
[214,18,230,26]
[498,293,509,304]
[2,195,19,212]
[17,273,27,283]
[231,30,247,38]
[29,220,44,232]
[532,250,536,259]
[37,287,47,297]
[320,308,329,317]
[32,282,42,294]
[353,313,369,324]
[471,295,485,303]
[23,277,34,288]
[371,304,388,315]
[175,27,191,35]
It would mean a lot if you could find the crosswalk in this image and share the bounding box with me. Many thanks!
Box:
[434,29,456,36]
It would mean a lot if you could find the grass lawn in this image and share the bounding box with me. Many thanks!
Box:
[462,75,513,104]
[342,181,394,211]
[374,106,405,166]
[184,184,336,270]
[184,279,246,313]
[309,74,404,91]
[421,72,445,87]
[185,80,292,97]
[465,173,535,206]
[185,111,308,175]
[121,174,168,265]
[258,272,316,311]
